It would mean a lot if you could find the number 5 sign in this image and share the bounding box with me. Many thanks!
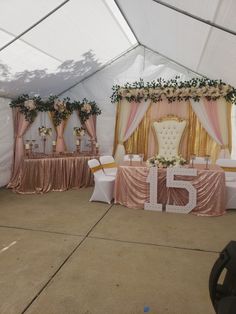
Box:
[144,167,197,214]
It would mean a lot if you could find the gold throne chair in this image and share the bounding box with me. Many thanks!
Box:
[152,115,187,158]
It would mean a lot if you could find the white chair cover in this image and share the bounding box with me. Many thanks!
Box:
[215,158,236,209]
[88,159,115,204]
[99,155,117,176]
[216,159,236,182]
[153,117,186,158]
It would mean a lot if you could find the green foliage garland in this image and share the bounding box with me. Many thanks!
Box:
[9,95,101,126]
[111,77,236,105]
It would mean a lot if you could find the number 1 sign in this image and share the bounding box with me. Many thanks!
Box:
[144,167,197,214]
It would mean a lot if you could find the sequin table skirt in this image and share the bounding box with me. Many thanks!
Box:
[114,162,226,216]
[8,155,98,194]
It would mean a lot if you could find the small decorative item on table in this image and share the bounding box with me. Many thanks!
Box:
[204,154,211,170]
[95,142,99,155]
[52,140,56,153]
[129,154,134,166]
[190,154,196,168]
[139,153,144,165]
[39,126,52,154]
[24,141,30,158]
[73,127,85,154]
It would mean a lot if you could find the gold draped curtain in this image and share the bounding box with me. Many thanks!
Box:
[113,100,232,162]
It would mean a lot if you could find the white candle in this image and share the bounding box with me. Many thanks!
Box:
[25,144,30,149]
[76,140,80,145]
[95,143,99,148]
[52,141,56,146]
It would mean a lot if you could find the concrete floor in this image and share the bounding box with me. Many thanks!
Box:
[0,188,235,314]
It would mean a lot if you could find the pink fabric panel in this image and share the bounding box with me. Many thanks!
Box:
[84,115,97,140]
[114,162,226,216]
[8,109,31,187]
[124,101,138,135]
[56,121,66,152]
[203,98,223,144]
[147,98,189,158]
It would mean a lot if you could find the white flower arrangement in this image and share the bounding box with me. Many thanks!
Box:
[24,100,36,111]
[73,127,85,137]
[81,103,92,113]
[146,155,187,168]
[38,126,52,137]
[54,99,66,112]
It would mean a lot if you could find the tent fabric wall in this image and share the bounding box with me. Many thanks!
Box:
[0,97,13,187]
[60,46,196,155]
[116,0,236,88]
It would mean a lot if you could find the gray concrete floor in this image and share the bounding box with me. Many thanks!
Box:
[0,187,235,314]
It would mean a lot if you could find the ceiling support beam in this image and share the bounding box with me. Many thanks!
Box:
[0,0,71,53]
[113,0,140,44]
[152,0,236,36]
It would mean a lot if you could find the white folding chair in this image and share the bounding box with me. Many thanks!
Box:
[216,159,236,209]
[88,159,115,204]
[99,155,117,177]
[124,154,141,162]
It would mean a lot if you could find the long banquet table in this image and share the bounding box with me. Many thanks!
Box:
[8,154,98,194]
[114,162,226,216]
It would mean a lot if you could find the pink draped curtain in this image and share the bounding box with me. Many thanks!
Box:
[8,109,31,187]
[115,100,151,162]
[83,115,97,140]
[56,120,67,152]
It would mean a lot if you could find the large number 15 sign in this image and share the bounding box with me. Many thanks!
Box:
[144,167,197,214]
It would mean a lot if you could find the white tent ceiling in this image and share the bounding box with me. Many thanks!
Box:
[0,0,235,99]
[0,0,136,98]
[116,0,236,87]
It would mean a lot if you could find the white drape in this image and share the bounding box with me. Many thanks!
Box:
[114,99,151,162]
[190,97,230,158]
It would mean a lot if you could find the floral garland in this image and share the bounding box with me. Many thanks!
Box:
[9,94,42,123]
[111,77,236,104]
[9,95,101,125]
[147,155,187,168]
[73,98,102,124]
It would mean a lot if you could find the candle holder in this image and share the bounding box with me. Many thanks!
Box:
[129,154,134,166]
[42,137,47,154]
[139,153,144,165]
[89,139,96,155]
[76,138,81,154]
[95,142,99,156]
[25,140,30,158]
[52,141,56,153]
[205,154,211,170]
[39,126,52,154]
[190,154,196,168]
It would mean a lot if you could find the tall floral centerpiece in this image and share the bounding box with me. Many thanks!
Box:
[147,155,187,168]
[73,127,86,153]
[39,126,52,153]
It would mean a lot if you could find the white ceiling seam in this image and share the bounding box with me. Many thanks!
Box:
[195,0,223,72]
[114,0,141,44]
[152,0,236,36]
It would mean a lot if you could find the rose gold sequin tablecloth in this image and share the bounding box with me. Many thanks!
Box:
[114,162,226,216]
[8,155,98,194]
